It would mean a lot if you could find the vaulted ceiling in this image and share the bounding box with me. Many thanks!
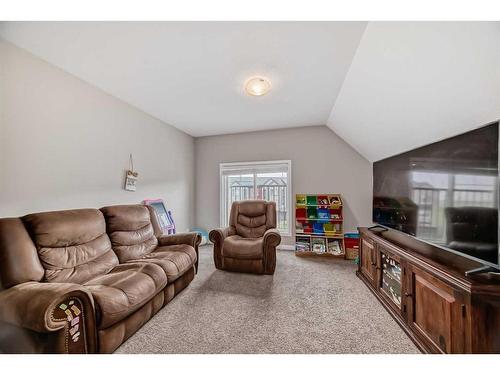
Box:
[328,22,500,161]
[0,22,367,136]
[1,21,499,161]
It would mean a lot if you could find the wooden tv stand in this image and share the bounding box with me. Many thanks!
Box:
[357,227,500,353]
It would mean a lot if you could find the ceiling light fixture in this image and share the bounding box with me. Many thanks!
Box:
[245,77,271,96]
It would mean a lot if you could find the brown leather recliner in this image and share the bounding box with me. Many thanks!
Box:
[209,200,281,275]
[0,204,200,354]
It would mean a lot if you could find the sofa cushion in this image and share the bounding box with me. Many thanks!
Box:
[128,244,197,282]
[84,262,167,329]
[222,235,264,259]
[23,209,118,284]
[0,218,45,288]
[100,205,158,263]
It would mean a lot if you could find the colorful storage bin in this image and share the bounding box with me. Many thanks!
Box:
[306,195,317,206]
[307,207,317,219]
[296,194,306,206]
[323,223,335,235]
[344,232,360,260]
[296,208,307,220]
[313,223,325,234]
[330,208,342,220]
[317,208,330,222]
[317,195,329,206]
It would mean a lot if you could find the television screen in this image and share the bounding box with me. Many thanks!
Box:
[373,121,499,267]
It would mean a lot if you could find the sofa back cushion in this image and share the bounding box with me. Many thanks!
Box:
[23,209,118,284]
[0,218,45,288]
[229,200,277,238]
[100,205,158,262]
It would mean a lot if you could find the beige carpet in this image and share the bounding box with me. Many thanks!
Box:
[116,246,419,354]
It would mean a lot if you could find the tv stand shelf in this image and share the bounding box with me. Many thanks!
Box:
[358,227,500,353]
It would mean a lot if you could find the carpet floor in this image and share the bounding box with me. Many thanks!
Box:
[116,246,419,354]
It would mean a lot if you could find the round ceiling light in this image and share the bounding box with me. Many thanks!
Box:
[245,77,271,96]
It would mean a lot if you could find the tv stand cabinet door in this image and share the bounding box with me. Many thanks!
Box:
[406,264,468,353]
[359,236,377,286]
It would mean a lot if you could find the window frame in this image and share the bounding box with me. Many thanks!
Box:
[219,160,292,236]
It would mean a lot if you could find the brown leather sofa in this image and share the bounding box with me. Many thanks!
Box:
[0,204,200,354]
[209,200,281,275]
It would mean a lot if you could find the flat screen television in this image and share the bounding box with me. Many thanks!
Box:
[373,121,500,271]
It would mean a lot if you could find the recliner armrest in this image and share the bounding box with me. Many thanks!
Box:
[0,281,95,333]
[157,232,201,248]
[263,228,281,247]
[209,227,232,270]
[262,229,281,275]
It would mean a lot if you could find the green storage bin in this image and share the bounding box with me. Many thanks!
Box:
[306,195,317,206]
[307,207,317,219]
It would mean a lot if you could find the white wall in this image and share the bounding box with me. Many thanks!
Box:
[0,39,195,232]
[195,126,372,245]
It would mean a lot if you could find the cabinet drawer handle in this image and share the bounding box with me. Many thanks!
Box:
[371,262,376,266]
[405,292,412,297]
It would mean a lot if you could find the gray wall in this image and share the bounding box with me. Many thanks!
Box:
[195,126,372,245]
[0,39,195,232]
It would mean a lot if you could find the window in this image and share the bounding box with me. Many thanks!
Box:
[220,160,292,235]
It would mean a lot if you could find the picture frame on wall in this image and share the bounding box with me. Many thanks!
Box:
[124,170,138,191]
[143,199,176,235]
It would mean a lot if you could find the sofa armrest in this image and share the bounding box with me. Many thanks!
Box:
[0,282,97,353]
[158,232,201,273]
[209,227,232,270]
[158,232,201,248]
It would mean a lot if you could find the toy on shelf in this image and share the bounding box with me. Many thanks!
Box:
[295,194,345,258]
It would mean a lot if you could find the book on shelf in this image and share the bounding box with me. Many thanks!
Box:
[311,237,326,253]
[327,239,343,255]
[295,237,311,252]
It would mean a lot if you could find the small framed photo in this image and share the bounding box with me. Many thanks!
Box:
[143,199,176,235]
[124,170,138,191]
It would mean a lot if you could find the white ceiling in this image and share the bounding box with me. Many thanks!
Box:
[1,21,499,161]
[328,22,500,161]
[0,21,367,137]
